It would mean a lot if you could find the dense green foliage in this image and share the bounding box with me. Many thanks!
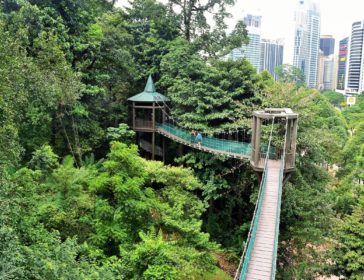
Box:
[321,90,346,108]
[274,64,305,88]
[327,96,364,279]
[0,0,363,279]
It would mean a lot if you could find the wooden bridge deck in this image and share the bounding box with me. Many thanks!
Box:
[156,127,250,160]
[246,160,281,280]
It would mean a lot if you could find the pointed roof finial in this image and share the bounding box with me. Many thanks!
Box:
[144,75,156,93]
[127,75,170,103]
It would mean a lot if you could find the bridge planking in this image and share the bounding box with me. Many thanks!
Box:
[245,160,281,280]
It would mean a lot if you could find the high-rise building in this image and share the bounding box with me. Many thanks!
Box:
[260,39,284,80]
[323,56,335,90]
[332,55,339,90]
[337,37,349,90]
[320,35,335,56]
[241,14,262,70]
[347,21,364,93]
[226,13,262,69]
[317,50,325,89]
[293,0,321,88]
[318,35,335,90]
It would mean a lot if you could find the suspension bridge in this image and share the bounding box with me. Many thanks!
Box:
[128,76,298,279]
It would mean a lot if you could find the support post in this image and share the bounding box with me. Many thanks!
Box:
[284,119,292,169]
[178,143,183,156]
[162,137,166,162]
[251,116,256,164]
[132,102,136,129]
[162,107,166,123]
[152,102,156,130]
[290,118,298,169]
[254,117,262,167]
[152,102,156,160]
[152,132,155,160]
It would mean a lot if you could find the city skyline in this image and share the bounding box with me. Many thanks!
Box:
[226,13,284,79]
[117,0,364,92]
[221,0,364,64]
[117,0,363,62]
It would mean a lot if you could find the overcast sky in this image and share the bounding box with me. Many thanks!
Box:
[117,0,363,63]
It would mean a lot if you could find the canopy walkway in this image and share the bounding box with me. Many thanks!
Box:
[236,159,284,279]
[127,76,299,279]
[156,123,275,160]
[233,117,287,280]
[157,122,285,280]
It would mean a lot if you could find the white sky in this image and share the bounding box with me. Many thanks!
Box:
[116,0,364,63]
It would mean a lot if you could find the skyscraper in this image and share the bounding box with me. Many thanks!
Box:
[293,0,321,88]
[347,21,364,93]
[225,13,262,69]
[317,50,325,89]
[260,39,284,80]
[337,37,349,90]
[320,35,335,56]
[323,56,335,90]
[332,55,339,90]
[319,35,335,90]
[241,14,262,70]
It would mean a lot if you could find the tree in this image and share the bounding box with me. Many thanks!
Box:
[260,84,348,278]
[166,0,248,56]
[331,195,364,279]
[107,123,136,145]
[342,95,364,132]
[275,64,305,87]
[0,166,119,280]
[322,90,346,108]
[159,38,261,132]
[28,144,59,172]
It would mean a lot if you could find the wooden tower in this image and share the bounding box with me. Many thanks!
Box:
[127,75,169,160]
[250,108,298,174]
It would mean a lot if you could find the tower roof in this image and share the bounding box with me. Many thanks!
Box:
[128,75,170,103]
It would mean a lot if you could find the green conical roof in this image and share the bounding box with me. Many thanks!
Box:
[128,75,170,103]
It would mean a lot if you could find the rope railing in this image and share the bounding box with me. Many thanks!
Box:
[234,117,276,280]
[271,117,288,279]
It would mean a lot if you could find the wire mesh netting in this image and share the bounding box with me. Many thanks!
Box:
[157,123,251,156]
[157,123,274,157]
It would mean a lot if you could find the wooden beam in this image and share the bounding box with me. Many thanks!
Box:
[152,132,155,160]
[254,117,262,168]
[133,105,165,109]
[132,102,135,129]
